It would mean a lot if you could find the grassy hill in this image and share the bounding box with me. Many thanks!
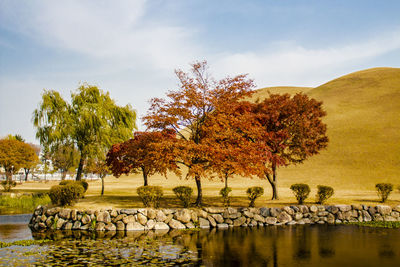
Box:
[256,67,400,191]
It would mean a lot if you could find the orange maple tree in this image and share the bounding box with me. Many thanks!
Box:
[0,139,39,182]
[106,131,178,186]
[201,101,268,188]
[143,61,255,206]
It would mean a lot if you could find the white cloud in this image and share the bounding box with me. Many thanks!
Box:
[212,28,400,86]
[0,0,200,70]
[1,1,400,143]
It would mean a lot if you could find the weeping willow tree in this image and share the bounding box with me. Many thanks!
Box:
[33,84,137,181]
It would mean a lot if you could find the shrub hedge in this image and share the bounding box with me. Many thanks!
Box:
[49,183,85,206]
[173,186,193,208]
[137,186,163,208]
[290,183,310,204]
[246,186,264,207]
[316,185,334,204]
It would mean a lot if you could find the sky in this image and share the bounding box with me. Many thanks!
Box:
[1,0,400,144]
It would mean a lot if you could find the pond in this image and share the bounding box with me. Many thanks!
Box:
[1,214,400,266]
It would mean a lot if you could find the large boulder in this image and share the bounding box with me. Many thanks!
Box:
[59,209,71,219]
[126,222,145,231]
[137,213,148,225]
[175,210,192,223]
[199,217,210,228]
[96,211,111,223]
[156,210,167,222]
[376,205,392,215]
[154,222,170,230]
[105,223,117,231]
[233,216,246,227]
[212,214,224,224]
[116,221,125,231]
[168,219,186,229]
[277,212,292,223]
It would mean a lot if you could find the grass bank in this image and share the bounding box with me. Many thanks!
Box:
[343,221,400,228]
[0,194,51,215]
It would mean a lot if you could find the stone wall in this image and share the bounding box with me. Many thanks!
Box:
[29,204,400,232]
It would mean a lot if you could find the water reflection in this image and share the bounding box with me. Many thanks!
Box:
[1,223,400,266]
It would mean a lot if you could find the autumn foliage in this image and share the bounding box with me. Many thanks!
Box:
[143,61,255,206]
[106,131,178,186]
[250,93,328,199]
[106,61,328,205]
[0,139,39,181]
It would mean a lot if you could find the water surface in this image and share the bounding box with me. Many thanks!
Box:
[1,215,400,266]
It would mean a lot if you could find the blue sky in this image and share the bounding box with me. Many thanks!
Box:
[1,0,400,143]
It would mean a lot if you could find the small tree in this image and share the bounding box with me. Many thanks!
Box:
[0,139,38,191]
[51,143,80,180]
[376,183,393,203]
[106,131,178,186]
[3,135,40,181]
[246,186,264,207]
[290,183,310,204]
[316,185,334,204]
[86,157,109,196]
[23,143,40,181]
[173,186,193,208]
[220,187,232,207]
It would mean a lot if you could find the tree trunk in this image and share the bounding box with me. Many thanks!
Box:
[61,170,67,180]
[266,160,279,200]
[76,152,85,181]
[24,168,30,181]
[225,173,228,188]
[195,175,203,207]
[142,167,148,186]
[101,176,105,196]
[5,169,12,182]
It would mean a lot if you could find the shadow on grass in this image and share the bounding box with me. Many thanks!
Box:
[353,199,400,204]
[78,195,311,209]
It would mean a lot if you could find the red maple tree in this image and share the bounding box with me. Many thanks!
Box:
[251,93,329,200]
[106,130,178,186]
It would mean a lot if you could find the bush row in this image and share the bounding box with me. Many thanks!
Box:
[136,185,334,208]
[290,184,334,204]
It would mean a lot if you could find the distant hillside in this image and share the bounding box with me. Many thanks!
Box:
[255,67,400,190]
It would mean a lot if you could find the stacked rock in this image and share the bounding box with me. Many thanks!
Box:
[29,205,400,232]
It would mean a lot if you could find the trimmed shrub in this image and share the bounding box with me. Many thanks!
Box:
[59,180,89,193]
[290,183,310,204]
[376,183,393,203]
[49,183,84,206]
[1,180,17,192]
[59,180,74,186]
[219,187,232,207]
[79,180,89,193]
[316,185,334,204]
[173,186,193,208]
[137,186,163,208]
[246,186,264,207]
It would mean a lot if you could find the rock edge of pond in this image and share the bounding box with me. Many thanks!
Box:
[29,204,400,232]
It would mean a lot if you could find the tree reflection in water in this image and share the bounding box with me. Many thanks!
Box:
[1,225,400,266]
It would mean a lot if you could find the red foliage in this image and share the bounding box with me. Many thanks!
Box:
[106,131,178,186]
